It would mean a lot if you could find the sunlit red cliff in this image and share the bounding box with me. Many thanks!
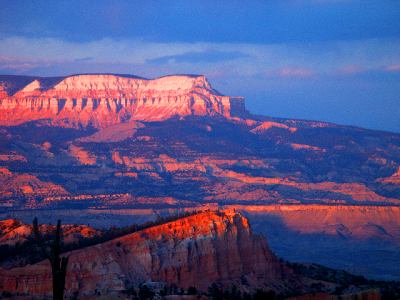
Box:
[0,74,247,128]
[0,211,292,297]
[0,210,385,299]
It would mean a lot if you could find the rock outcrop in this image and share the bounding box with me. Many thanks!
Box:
[0,210,297,298]
[0,167,68,208]
[0,219,100,247]
[0,74,247,128]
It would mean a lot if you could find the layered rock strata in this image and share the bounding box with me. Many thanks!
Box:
[0,74,247,128]
[0,210,295,298]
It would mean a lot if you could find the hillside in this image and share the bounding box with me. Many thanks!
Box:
[0,73,399,285]
[0,73,399,209]
[0,210,394,299]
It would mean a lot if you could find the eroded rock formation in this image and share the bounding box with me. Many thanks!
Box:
[0,74,247,128]
[0,219,100,247]
[0,210,297,298]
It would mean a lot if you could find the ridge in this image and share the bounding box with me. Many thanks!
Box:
[0,210,295,297]
[0,73,248,128]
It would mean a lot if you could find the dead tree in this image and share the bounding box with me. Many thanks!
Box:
[33,218,69,300]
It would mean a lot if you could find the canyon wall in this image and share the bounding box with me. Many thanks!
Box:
[234,205,400,280]
[233,205,400,242]
[0,74,247,128]
[0,210,295,298]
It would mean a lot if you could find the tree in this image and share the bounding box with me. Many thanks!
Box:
[33,218,69,300]
[253,289,276,300]
[187,286,197,295]
[227,285,242,300]
[208,283,224,300]
[138,284,155,300]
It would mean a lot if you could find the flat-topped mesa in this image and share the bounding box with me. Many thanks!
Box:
[0,210,296,298]
[0,74,248,128]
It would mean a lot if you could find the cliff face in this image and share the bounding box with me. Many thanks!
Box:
[0,74,247,128]
[0,210,295,298]
[237,204,400,281]
[235,205,400,243]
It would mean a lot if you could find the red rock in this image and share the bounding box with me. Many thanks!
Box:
[377,167,400,184]
[0,169,69,205]
[0,74,247,128]
[0,219,101,247]
[0,210,298,298]
[250,121,297,133]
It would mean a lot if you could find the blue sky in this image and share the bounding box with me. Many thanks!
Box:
[0,0,399,132]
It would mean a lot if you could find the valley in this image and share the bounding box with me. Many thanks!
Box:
[2,204,400,281]
[0,73,399,297]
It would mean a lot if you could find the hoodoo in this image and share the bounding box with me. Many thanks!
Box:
[0,74,247,128]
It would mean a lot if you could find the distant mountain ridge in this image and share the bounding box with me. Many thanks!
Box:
[0,73,247,128]
[0,73,399,209]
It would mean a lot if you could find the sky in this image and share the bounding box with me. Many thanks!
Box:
[0,0,399,132]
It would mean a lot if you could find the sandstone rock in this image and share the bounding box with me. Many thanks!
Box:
[0,74,247,128]
[0,170,69,203]
[0,210,298,298]
[250,121,297,134]
[0,219,101,247]
[377,167,400,184]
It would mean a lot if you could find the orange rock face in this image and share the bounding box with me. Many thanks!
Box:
[0,210,296,298]
[68,144,97,165]
[0,219,100,247]
[251,121,297,133]
[0,167,68,207]
[0,74,247,128]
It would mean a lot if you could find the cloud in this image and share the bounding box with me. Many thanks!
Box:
[336,65,365,75]
[147,50,249,64]
[277,67,316,78]
[0,36,399,132]
[0,36,399,80]
[0,55,54,73]
[74,56,93,62]
[334,64,400,76]
[262,67,317,79]
[385,64,400,72]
